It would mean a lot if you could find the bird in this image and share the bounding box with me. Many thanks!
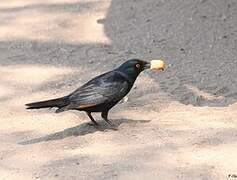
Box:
[26,59,165,127]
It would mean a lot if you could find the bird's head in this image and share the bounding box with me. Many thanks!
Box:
[117,59,166,79]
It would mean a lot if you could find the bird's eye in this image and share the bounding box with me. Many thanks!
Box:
[135,64,141,69]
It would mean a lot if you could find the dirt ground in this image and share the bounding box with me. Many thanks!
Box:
[0,0,237,179]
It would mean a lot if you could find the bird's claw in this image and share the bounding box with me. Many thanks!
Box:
[110,126,118,131]
[104,120,118,130]
[87,122,99,127]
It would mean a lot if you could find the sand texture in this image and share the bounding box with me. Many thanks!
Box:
[0,0,237,179]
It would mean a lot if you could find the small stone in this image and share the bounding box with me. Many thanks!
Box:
[146,19,151,22]
[97,18,105,24]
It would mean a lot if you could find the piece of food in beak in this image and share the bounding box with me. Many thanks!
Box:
[150,60,166,71]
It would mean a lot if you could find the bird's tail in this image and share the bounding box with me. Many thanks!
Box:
[25,96,69,110]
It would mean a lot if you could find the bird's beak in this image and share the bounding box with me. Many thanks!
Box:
[150,60,166,71]
[143,61,151,70]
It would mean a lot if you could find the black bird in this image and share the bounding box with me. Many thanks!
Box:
[26,59,165,126]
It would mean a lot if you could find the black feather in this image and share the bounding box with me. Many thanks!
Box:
[26,96,69,110]
[25,59,151,125]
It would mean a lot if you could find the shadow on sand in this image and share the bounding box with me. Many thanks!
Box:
[19,118,150,145]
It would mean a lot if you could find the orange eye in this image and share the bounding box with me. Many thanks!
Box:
[135,64,140,69]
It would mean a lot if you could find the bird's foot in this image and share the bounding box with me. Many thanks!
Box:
[87,122,99,127]
[110,126,118,131]
[104,120,118,130]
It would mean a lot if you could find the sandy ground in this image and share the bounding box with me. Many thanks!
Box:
[0,0,237,179]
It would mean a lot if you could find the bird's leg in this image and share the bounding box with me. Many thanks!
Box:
[86,112,98,126]
[101,111,117,129]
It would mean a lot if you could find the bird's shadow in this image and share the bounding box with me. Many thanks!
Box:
[18,119,150,145]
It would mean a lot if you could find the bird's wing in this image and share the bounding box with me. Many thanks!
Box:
[67,71,130,109]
